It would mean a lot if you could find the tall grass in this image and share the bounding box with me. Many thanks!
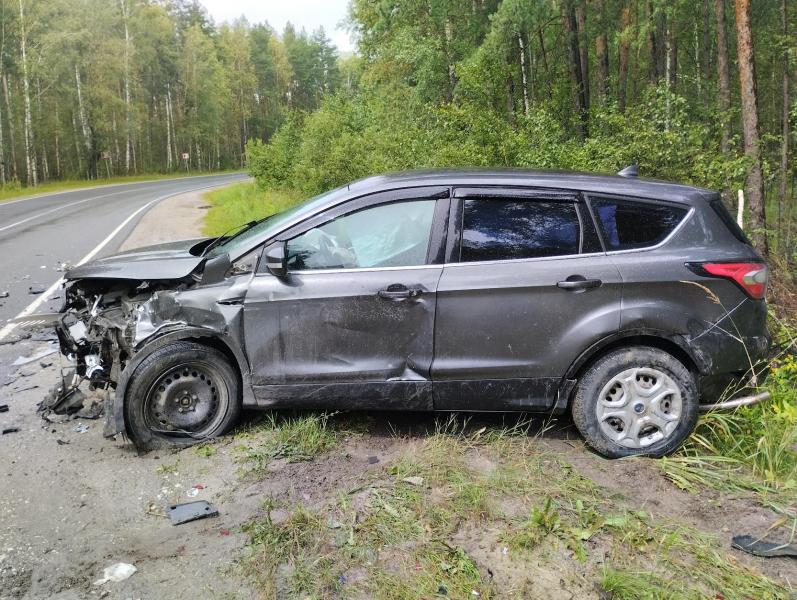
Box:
[202,181,301,236]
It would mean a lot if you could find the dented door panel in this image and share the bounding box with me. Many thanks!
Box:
[243,267,442,408]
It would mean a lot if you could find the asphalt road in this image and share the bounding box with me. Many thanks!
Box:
[0,173,248,336]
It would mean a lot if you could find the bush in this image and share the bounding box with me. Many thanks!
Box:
[247,85,748,197]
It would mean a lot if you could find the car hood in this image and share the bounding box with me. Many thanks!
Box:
[65,238,210,281]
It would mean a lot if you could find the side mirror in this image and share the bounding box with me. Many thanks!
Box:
[262,242,287,277]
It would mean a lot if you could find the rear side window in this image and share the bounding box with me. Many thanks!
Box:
[590,197,687,251]
[461,199,580,262]
[710,197,751,244]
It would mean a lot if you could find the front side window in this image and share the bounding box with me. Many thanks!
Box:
[591,197,688,251]
[287,200,436,271]
[460,198,580,262]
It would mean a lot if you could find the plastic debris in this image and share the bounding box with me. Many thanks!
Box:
[13,347,57,366]
[402,476,424,486]
[367,455,379,464]
[732,535,797,558]
[167,500,219,525]
[2,428,20,435]
[92,562,137,585]
[28,284,45,295]
[72,423,90,434]
[0,291,8,298]
[0,405,8,413]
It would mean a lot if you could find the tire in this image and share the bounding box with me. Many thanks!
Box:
[571,346,699,458]
[124,341,241,451]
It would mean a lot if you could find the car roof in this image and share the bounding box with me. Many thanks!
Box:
[347,169,716,205]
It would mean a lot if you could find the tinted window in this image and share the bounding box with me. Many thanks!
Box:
[461,199,580,262]
[287,200,436,270]
[591,197,687,251]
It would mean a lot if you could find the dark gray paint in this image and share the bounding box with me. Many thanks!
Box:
[46,169,770,440]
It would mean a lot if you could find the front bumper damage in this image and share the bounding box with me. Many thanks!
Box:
[48,275,251,439]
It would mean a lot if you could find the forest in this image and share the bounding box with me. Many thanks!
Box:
[0,0,342,183]
[0,0,794,262]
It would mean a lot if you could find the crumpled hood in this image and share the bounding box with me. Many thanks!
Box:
[65,238,209,281]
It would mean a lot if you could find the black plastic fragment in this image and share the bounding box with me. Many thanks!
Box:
[732,535,797,558]
[167,500,219,526]
[0,405,8,413]
[2,427,20,435]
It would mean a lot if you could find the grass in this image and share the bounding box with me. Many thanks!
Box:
[0,169,243,204]
[239,419,791,599]
[202,181,301,236]
[234,412,338,473]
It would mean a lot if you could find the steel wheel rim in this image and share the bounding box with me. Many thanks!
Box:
[143,361,228,439]
[596,367,683,449]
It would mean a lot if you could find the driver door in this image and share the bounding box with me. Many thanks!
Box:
[243,187,450,410]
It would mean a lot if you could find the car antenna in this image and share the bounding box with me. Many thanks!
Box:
[617,164,638,178]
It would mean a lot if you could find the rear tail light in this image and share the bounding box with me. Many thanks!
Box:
[688,262,768,299]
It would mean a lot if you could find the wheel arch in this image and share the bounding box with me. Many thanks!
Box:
[106,328,254,438]
[552,330,703,413]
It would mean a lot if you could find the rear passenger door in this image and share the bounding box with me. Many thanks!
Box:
[432,187,622,411]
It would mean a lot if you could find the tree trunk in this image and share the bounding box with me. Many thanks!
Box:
[595,0,609,101]
[165,96,172,171]
[646,1,659,83]
[714,0,731,153]
[618,4,631,112]
[778,0,789,237]
[517,33,530,116]
[575,1,590,112]
[563,0,588,139]
[734,0,768,255]
[18,0,37,186]
[120,0,132,173]
[3,74,18,181]
[75,65,95,178]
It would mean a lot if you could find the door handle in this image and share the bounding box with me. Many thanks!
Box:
[557,277,602,291]
[377,284,421,301]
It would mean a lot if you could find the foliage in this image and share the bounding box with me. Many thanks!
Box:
[202,182,300,236]
[248,85,750,197]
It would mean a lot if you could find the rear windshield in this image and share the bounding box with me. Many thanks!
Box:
[589,197,688,251]
[710,197,751,245]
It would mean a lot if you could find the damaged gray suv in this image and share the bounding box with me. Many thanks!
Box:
[36,169,770,457]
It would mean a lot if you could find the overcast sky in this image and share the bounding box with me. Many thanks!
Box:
[200,0,355,53]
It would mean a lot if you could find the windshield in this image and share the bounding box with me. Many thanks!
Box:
[206,185,349,258]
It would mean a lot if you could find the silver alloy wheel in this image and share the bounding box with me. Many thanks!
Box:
[596,367,683,448]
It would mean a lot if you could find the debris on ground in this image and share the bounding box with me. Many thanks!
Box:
[92,562,137,585]
[402,476,424,486]
[12,347,57,366]
[2,428,20,435]
[367,455,379,464]
[28,284,46,295]
[167,500,219,525]
[0,291,9,298]
[72,423,90,434]
[0,405,8,413]
[732,535,797,558]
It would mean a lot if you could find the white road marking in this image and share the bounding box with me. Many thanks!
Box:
[0,187,154,233]
[0,178,243,341]
[0,172,244,207]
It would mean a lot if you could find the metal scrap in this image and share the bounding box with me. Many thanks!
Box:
[167,500,219,525]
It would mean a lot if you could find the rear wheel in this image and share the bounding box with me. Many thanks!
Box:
[124,341,241,451]
[571,346,699,458]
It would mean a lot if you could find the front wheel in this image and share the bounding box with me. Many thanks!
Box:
[124,341,241,451]
[571,346,699,458]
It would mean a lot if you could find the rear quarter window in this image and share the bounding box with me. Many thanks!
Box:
[589,196,688,251]
[709,197,751,245]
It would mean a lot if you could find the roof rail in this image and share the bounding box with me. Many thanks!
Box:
[617,164,638,178]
